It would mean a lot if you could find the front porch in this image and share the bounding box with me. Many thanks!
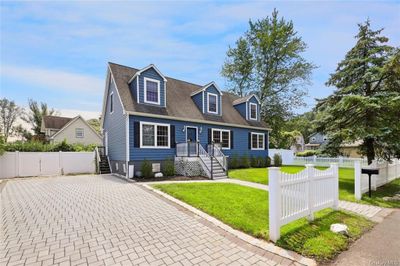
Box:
[175,141,228,180]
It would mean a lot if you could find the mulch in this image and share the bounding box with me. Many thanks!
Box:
[133,176,208,182]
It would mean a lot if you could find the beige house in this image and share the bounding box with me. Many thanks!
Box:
[41,115,102,145]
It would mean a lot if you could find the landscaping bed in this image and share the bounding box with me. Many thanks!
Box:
[134,175,208,182]
[229,166,400,208]
[153,182,374,262]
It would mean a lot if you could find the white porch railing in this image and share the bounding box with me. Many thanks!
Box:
[269,163,339,242]
[354,159,400,200]
[176,142,198,157]
[208,143,228,171]
[293,155,368,168]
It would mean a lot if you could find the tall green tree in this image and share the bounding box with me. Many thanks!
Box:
[317,20,399,163]
[87,118,101,134]
[221,9,316,143]
[22,99,57,136]
[0,98,24,142]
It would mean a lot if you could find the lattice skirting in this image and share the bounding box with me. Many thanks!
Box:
[175,157,207,177]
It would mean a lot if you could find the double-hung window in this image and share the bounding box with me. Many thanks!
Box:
[251,133,264,150]
[249,103,257,120]
[207,93,218,114]
[75,128,84,138]
[211,129,230,149]
[140,122,169,148]
[144,78,160,104]
[109,93,114,113]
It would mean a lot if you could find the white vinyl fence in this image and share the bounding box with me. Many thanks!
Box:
[269,149,294,165]
[354,159,400,200]
[293,155,368,168]
[269,163,339,242]
[0,151,96,179]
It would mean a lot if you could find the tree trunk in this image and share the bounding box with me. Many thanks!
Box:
[364,137,375,165]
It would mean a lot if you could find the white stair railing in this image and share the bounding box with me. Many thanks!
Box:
[208,143,228,171]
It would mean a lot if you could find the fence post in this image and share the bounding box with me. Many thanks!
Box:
[15,151,20,177]
[331,163,339,210]
[59,151,62,175]
[354,160,362,200]
[313,155,317,163]
[269,167,281,242]
[305,164,315,221]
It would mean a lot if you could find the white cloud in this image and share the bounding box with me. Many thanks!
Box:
[1,65,103,94]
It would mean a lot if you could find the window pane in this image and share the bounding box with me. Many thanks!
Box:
[209,95,217,112]
[250,104,256,119]
[142,124,155,146]
[76,128,84,138]
[222,131,230,148]
[212,130,220,143]
[110,94,113,113]
[258,134,264,148]
[146,80,159,103]
[157,125,169,147]
[252,134,257,148]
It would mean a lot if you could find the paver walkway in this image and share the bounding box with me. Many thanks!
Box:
[329,210,400,266]
[1,175,297,266]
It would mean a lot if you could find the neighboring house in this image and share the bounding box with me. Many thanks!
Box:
[339,140,363,158]
[304,132,328,150]
[101,62,270,179]
[41,115,102,145]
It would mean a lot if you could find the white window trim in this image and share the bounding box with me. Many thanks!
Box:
[211,128,230,150]
[139,121,170,149]
[75,128,84,138]
[185,126,198,142]
[144,77,161,105]
[251,132,265,150]
[109,92,114,114]
[207,93,218,114]
[249,102,258,120]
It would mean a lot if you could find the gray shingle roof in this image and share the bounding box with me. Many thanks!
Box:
[108,62,270,130]
[42,116,72,129]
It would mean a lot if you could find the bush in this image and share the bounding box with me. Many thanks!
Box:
[257,156,266,167]
[265,156,272,167]
[240,154,250,168]
[296,150,319,157]
[273,153,282,166]
[163,157,175,177]
[229,154,239,169]
[250,156,258,168]
[141,159,153,178]
[2,139,96,152]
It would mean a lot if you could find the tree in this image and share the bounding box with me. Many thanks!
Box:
[87,118,101,134]
[221,9,316,144]
[0,98,24,142]
[22,99,57,136]
[282,111,317,142]
[316,20,399,163]
[221,37,253,97]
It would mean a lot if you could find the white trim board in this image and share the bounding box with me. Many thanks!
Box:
[143,77,161,105]
[249,102,258,120]
[207,92,218,114]
[128,64,167,84]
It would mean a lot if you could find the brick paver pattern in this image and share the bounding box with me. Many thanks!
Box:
[1,175,281,266]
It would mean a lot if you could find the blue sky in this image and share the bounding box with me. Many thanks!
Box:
[1,1,399,119]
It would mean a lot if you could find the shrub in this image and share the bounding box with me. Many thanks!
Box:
[229,154,239,169]
[273,153,282,166]
[2,140,96,152]
[265,156,272,167]
[240,154,250,168]
[257,156,266,168]
[163,157,175,177]
[141,159,153,178]
[296,150,319,157]
[250,156,258,168]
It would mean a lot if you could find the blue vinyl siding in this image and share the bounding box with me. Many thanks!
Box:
[129,115,268,161]
[247,96,260,122]
[103,75,126,161]
[129,76,138,101]
[191,92,203,112]
[138,68,166,107]
[204,85,221,115]
[234,102,247,120]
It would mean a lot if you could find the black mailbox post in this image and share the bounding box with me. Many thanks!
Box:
[361,168,379,197]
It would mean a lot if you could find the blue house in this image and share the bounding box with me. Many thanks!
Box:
[101,62,271,179]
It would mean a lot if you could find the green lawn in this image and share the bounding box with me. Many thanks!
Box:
[229,166,400,208]
[153,183,374,261]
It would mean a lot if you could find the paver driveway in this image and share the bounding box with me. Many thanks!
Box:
[1,175,291,266]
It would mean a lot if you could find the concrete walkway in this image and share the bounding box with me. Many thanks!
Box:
[329,210,400,266]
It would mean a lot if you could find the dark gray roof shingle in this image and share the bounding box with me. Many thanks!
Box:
[42,116,72,129]
[108,62,270,130]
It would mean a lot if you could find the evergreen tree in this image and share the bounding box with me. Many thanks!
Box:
[317,20,399,163]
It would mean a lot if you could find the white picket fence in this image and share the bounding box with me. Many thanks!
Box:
[354,159,400,200]
[0,151,96,179]
[269,163,339,242]
[293,155,368,168]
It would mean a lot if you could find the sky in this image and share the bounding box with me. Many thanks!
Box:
[1,1,399,120]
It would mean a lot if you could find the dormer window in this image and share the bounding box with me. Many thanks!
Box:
[144,77,160,104]
[250,103,257,120]
[207,93,218,114]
